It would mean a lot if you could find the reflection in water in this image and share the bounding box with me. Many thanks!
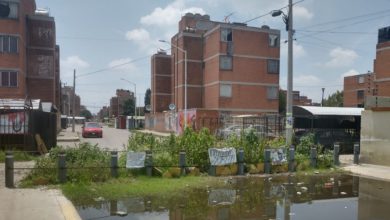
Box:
[76,174,390,220]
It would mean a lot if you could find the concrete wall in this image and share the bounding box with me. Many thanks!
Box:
[360,110,390,166]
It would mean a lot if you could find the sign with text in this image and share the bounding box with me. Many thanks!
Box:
[126,152,146,169]
[270,148,287,165]
[208,147,237,166]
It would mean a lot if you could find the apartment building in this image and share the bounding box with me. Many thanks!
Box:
[152,13,280,116]
[0,0,60,107]
[61,85,80,116]
[151,50,172,113]
[344,26,390,107]
[109,89,134,117]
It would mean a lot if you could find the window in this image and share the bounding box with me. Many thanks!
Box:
[357,90,364,99]
[0,35,18,53]
[358,76,365,84]
[0,71,17,87]
[221,28,232,42]
[267,59,279,74]
[0,2,18,19]
[267,87,278,100]
[220,84,232,97]
[269,34,279,47]
[220,56,232,70]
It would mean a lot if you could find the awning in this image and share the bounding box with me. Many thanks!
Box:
[293,106,363,117]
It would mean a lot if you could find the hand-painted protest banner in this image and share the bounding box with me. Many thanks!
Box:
[126,152,146,168]
[208,189,236,206]
[270,148,287,165]
[208,147,237,166]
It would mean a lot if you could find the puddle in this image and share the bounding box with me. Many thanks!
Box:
[75,174,390,220]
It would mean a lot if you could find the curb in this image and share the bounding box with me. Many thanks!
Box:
[55,191,82,220]
[57,137,80,142]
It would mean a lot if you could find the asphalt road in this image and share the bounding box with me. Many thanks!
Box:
[59,124,131,151]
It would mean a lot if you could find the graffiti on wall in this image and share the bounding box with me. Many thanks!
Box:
[177,109,196,134]
[0,112,29,134]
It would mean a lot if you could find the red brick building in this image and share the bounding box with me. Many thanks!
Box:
[151,50,172,113]
[0,0,60,108]
[109,89,134,117]
[344,26,390,107]
[151,13,280,116]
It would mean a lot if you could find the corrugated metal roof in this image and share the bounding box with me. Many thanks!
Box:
[295,106,363,116]
[0,99,41,110]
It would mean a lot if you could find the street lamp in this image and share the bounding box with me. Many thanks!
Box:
[120,78,137,118]
[159,39,188,128]
[272,0,294,146]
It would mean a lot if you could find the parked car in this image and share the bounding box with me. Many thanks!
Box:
[244,125,277,138]
[217,125,243,139]
[82,122,103,138]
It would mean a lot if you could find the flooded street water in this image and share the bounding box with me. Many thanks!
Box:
[75,174,390,220]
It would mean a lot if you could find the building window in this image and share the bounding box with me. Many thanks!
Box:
[0,71,18,87]
[267,87,278,100]
[269,34,279,47]
[221,28,232,42]
[358,76,365,84]
[267,59,279,74]
[220,84,232,97]
[0,2,18,19]
[357,90,364,99]
[0,35,18,53]
[220,56,232,70]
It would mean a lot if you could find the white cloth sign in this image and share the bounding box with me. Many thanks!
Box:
[208,147,237,166]
[126,152,146,169]
[270,148,287,165]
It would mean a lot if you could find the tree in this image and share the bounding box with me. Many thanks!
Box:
[144,88,151,113]
[323,90,343,107]
[122,99,135,116]
[80,109,92,120]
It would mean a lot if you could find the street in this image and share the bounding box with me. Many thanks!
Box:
[58,124,131,151]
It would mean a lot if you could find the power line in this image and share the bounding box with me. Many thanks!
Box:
[76,54,150,78]
[243,0,304,24]
[296,30,376,35]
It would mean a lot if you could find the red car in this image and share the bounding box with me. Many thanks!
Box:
[82,122,103,138]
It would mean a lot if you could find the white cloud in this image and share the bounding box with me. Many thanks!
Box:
[125,28,151,42]
[325,47,358,67]
[341,69,359,78]
[140,0,205,27]
[294,5,313,20]
[125,28,158,53]
[60,56,90,81]
[108,58,137,72]
[281,40,306,59]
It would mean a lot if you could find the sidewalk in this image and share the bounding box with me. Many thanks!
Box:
[57,127,80,142]
[0,188,81,220]
[342,163,390,182]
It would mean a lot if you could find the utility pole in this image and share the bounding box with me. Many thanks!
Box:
[72,69,76,132]
[286,0,294,146]
[321,88,325,107]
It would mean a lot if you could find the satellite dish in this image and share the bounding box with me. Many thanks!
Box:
[168,103,176,111]
[145,105,151,111]
[0,3,10,18]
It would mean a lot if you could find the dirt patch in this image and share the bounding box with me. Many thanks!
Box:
[0,161,35,188]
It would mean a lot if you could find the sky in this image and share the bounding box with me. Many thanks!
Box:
[34,0,390,113]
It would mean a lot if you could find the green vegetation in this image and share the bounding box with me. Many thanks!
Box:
[323,90,343,107]
[21,128,335,188]
[0,150,36,162]
[21,143,111,186]
[61,176,219,204]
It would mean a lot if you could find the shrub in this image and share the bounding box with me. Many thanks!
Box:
[23,143,111,185]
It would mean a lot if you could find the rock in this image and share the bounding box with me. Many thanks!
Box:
[297,192,302,195]
[301,186,308,192]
